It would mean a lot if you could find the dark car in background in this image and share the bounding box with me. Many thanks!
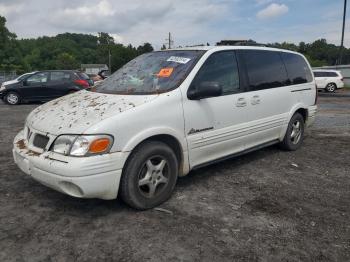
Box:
[0,70,93,105]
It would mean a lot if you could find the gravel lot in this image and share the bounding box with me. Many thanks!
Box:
[0,91,349,262]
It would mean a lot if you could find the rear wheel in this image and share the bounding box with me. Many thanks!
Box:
[5,92,20,105]
[325,83,337,92]
[120,141,179,210]
[280,113,305,151]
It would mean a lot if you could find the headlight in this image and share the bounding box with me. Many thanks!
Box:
[0,84,5,92]
[51,135,113,156]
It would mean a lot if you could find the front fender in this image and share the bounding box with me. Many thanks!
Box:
[121,127,190,176]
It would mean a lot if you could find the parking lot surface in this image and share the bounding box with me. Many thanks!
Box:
[0,92,349,261]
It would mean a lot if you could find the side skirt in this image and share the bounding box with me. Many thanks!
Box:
[191,139,280,171]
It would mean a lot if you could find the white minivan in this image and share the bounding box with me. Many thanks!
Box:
[13,46,317,209]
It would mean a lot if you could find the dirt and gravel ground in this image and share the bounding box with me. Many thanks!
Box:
[0,91,349,262]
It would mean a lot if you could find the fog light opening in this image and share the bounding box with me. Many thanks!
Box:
[59,181,84,198]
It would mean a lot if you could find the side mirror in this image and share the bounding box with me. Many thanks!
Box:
[188,81,222,100]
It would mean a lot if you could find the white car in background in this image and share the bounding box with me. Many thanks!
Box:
[313,70,344,92]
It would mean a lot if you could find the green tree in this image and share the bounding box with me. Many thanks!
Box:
[137,43,154,54]
[55,52,79,69]
[0,15,25,72]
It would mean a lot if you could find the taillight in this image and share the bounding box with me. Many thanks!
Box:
[314,83,318,105]
[74,79,89,88]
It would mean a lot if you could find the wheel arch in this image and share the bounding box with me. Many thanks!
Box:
[122,129,189,176]
[280,105,309,141]
[294,108,308,123]
[327,82,337,88]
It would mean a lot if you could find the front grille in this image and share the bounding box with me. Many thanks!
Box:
[33,134,49,149]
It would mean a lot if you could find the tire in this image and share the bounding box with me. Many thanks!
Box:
[325,83,337,93]
[279,113,305,151]
[4,92,20,105]
[120,141,179,210]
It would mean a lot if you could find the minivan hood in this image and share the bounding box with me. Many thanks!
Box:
[27,90,158,135]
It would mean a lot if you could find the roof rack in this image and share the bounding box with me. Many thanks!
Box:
[216,40,268,47]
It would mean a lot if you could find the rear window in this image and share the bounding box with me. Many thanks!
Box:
[238,50,288,91]
[281,52,313,84]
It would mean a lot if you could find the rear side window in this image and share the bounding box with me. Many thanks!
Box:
[191,51,240,95]
[238,50,288,91]
[281,52,313,84]
[327,72,338,77]
[50,72,71,82]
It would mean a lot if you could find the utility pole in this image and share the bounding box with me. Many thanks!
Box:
[338,0,347,65]
[108,48,111,74]
[165,32,174,49]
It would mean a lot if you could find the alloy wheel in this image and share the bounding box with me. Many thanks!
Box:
[290,120,302,145]
[326,84,336,92]
[137,156,169,198]
[7,93,19,105]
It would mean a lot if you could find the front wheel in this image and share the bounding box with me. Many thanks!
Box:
[325,83,337,93]
[4,92,20,105]
[279,113,305,151]
[120,141,179,210]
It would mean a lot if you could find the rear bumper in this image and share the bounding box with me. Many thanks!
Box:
[13,130,128,200]
[306,105,317,127]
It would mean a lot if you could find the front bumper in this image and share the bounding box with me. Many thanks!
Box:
[13,130,128,200]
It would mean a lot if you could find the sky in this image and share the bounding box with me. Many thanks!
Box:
[0,0,349,49]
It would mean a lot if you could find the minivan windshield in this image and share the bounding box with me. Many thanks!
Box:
[92,50,205,95]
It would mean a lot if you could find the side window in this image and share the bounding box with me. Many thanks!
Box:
[281,52,313,85]
[50,72,71,82]
[191,51,240,95]
[26,72,49,84]
[239,50,288,91]
[315,72,327,77]
[328,72,338,77]
[314,72,322,77]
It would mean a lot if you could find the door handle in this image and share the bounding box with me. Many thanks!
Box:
[236,97,247,107]
[251,95,261,105]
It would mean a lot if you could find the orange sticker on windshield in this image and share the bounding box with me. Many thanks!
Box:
[157,67,174,78]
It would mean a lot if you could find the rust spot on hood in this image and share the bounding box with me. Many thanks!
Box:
[16,139,26,150]
[27,150,41,157]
